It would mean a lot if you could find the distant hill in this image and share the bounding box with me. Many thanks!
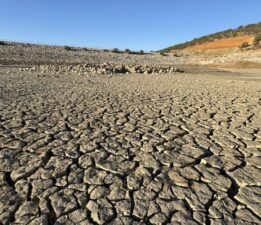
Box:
[162,22,261,53]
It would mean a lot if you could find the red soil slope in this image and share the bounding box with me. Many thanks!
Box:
[185,35,254,53]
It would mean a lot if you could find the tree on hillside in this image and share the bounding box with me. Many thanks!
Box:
[253,33,261,46]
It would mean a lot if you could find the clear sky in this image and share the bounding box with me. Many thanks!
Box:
[1,0,261,51]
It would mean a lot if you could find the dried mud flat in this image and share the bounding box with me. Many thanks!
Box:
[0,66,261,225]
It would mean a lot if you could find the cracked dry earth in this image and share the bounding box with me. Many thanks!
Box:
[0,68,261,225]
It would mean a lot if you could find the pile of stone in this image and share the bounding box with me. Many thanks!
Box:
[19,63,184,75]
[131,65,183,74]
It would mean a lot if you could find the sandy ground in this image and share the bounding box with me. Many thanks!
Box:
[0,66,260,225]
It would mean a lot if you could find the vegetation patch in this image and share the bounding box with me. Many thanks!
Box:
[112,48,146,55]
[112,48,121,53]
[240,42,250,49]
[64,46,72,51]
[160,52,168,56]
[125,49,131,53]
[253,33,261,46]
[128,50,147,55]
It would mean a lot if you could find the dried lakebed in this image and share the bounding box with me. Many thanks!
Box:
[0,68,261,225]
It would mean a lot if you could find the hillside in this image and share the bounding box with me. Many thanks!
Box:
[0,41,183,66]
[162,22,261,53]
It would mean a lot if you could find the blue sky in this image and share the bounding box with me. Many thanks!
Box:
[1,0,261,51]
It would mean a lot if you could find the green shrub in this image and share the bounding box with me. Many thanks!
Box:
[112,48,120,53]
[127,51,138,55]
[160,52,167,56]
[125,48,131,53]
[125,50,146,55]
[240,42,249,49]
[64,46,72,51]
[253,33,261,46]
[0,41,6,45]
